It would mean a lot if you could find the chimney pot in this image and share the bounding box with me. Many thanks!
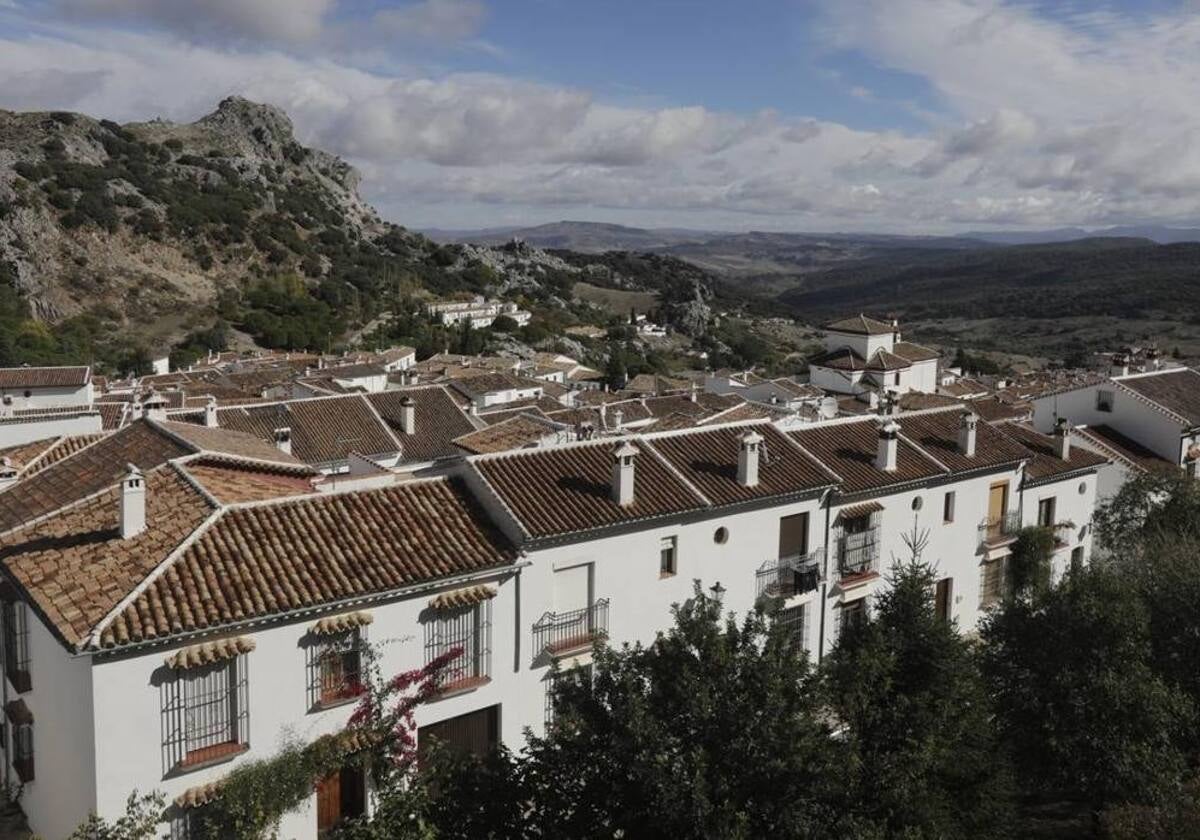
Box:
[273,426,292,456]
[738,429,764,487]
[1053,417,1071,461]
[204,397,218,428]
[400,396,416,434]
[958,411,978,457]
[875,418,900,472]
[612,440,638,506]
[120,464,146,539]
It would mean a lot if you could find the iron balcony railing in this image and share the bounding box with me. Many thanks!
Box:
[838,527,880,577]
[533,599,610,655]
[979,510,1021,545]
[757,549,824,599]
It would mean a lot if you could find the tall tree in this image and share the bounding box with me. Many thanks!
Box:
[822,560,1014,839]
[979,563,1194,814]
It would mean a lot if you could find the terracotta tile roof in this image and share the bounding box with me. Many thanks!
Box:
[891,342,940,363]
[897,409,1029,474]
[897,392,962,412]
[999,423,1108,484]
[217,395,400,466]
[642,395,711,419]
[0,465,215,648]
[181,457,319,504]
[699,402,790,424]
[367,387,477,462]
[472,439,707,540]
[0,438,58,472]
[1074,425,1175,474]
[865,349,912,372]
[0,421,193,535]
[478,406,551,426]
[156,421,305,465]
[478,395,566,415]
[1116,369,1200,427]
[810,348,867,371]
[969,394,1033,423]
[95,402,130,430]
[824,315,896,336]
[101,477,516,648]
[0,365,90,389]
[324,363,387,379]
[453,414,567,455]
[19,434,110,477]
[789,418,946,494]
[939,379,991,398]
[645,412,703,431]
[447,372,530,400]
[647,424,835,507]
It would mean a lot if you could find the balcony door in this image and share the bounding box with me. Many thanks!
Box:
[988,483,1008,523]
[553,563,591,612]
[778,513,809,561]
[316,764,366,838]
[934,578,953,622]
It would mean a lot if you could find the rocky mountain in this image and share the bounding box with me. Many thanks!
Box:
[0,99,716,370]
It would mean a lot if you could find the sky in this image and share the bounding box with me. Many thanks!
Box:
[2,0,1200,233]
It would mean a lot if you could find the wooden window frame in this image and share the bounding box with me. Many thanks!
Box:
[307,627,368,711]
[659,535,678,577]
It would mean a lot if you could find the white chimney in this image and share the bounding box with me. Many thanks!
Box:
[738,429,764,487]
[958,411,978,457]
[142,390,168,422]
[612,409,623,431]
[1053,417,1071,461]
[273,427,292,456]
[399,396,416,434]
[612,441,638,506]
[0,396,12,419]
[204,397,219,428]
[875,418,900,472]
[120,464,146,539]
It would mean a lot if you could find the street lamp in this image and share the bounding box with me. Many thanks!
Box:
[709,581,726,603]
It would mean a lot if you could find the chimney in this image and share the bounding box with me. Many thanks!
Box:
[875,418,900,472]
[0,396,12,419]
[612,408,623,431]
[690,383,698,403]
[142,390,167,422]
[1111,353,1130,377]
[120,464,146,539]
[469,401,479,418]
[958,411,978,457]
[1053,417,1071,461]
[612,441,638,506]
[738,429,764,487]
[204,397,218,428]
[399,396,416,434]
[273,427,292,456]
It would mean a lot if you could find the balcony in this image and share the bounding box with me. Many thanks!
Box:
[757,549,824,600]
[533,599,610,656]
[1053,522,1075,547]
[979,511,1021,547]
[838,528,880,579]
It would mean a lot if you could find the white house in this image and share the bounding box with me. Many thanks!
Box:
[0,366,94,410]
[0,406,1104,839]
[428,297,532,329]
[808,316,940,398]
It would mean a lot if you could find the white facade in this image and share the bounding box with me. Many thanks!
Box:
[0,411,104,448]
[0,412,1103,839]
[428,298,532,329]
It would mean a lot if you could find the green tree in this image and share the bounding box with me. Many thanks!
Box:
[52,792,164,840]
[823,560,1014,839]
[1092,470,1200,555]
[489,314,518,333]
[1007,526,1056,597]
[979,563,1194,815]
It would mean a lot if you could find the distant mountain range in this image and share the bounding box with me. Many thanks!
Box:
[427,220,1200,254]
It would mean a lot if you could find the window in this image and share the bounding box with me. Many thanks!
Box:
[1037,497,1056,528]
[893,373,901,386]
[980,557,1010,607]
[775,604,807,650]
[308,628,367,710]
[6,702,32,783]
[172,807,217,840]
[1096,390,1114,412]
[316,765,366,839]
[418,705,500,765]
[425,600,493,691]
[659,536,678,576]
[934,578,953,622]
[911,496,923,512]
[778,513,810,560]
[943,491,956,523]
[713,526,729,545]
[161,655,250,774]
[2,598,31,693]
[840,599,866,632]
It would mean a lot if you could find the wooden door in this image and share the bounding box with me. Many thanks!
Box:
[988,483,1008,522]
[316,771,340,836]
[418,704,500,767]
[934,578,952,621]
[778,513,809,560]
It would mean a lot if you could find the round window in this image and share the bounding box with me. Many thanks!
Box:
[911,496,923,511]
[714,526,729,545]
[1078,481,1087,495]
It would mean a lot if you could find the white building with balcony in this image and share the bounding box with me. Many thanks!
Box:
[0,406,1104,839]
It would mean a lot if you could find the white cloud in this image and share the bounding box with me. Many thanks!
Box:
[4,2,1200,230]
[56,0,336,43]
